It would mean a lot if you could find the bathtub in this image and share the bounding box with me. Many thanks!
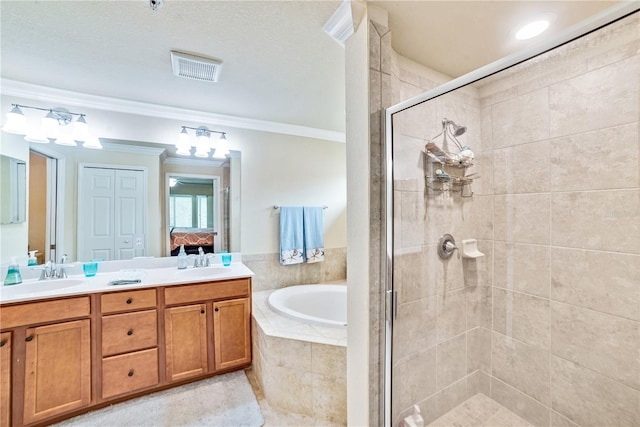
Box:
[267,284,347,328]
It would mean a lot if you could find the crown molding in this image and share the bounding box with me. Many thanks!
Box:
[323,0,366,47]
[162,156,227,168]
[0,79,346,143]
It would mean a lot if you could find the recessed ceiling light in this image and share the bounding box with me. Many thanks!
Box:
[515,20,550,40]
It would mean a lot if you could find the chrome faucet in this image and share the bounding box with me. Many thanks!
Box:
[39,254,69,280]
[193,247,209,268]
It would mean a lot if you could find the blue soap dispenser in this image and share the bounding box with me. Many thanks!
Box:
[4,257,23,286]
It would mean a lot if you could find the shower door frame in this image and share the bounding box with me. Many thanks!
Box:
[381,3,640,426]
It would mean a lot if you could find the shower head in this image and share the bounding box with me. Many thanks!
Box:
[442,118,466,136]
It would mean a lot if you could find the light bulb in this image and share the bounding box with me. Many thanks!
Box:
[42,110,59,139]
[178,127,189,146]
[194,142,210,157]
[213,133,229,158]
[515,20,550,40]
[73,115,89,141]
[2,105,28,134]
[24,128,50,144]
[176,145,191,156]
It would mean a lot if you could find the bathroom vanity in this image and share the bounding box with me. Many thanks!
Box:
[0,263,253,427]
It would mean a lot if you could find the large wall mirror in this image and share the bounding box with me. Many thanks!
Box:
[0,154,27,224]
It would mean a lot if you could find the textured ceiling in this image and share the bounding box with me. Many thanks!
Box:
[0,1,624,137]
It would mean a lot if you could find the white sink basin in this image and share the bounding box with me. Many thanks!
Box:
[3,279,85,294]
[177,267,230,279]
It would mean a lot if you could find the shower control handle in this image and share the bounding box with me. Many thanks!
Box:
[438,234,458,260]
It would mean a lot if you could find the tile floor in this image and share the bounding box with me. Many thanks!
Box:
[426,393,532,427]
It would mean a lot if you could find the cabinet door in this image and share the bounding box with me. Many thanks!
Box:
[0,332,11,427]
[23,319,91,424]
[213,298,251,371]
[164,304,208,382]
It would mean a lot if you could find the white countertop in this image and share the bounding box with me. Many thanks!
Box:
[0,262,255,305]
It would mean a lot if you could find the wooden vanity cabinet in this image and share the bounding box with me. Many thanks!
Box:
[163,278,252,382]
[0,332,12,427]
[99,289,159,400]
[0,297,92,426]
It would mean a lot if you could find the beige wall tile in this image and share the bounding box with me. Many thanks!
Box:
[491,377,551,427]
[462,240,493,288]
[460,195,494,242]
[550,123,639,191]
[393,134,426,193]
[467,327,490,374]
[492,332,550,405]
[467,370,491,397]
[392,346,437,415]
[493,289,550,349]
[549,56,639,138]
[312,374,347,423]
[400,190,426,248]
[437,289,466,343]
[262,364,313,416]
[551,190,640,254]
[436,378,468,420]
[311,343,346,379]
[437,333,467,388]
[264,335,312,371]
[551,356,640,427]
[465,285,492,330]
[393,296,437,360]
[494,141,550,194]
[551,248,640,320]
[399,84,438,139]
[395,246,438,304]
[494,243,550,298]
[492,88,549,148]
[494,194,550,245]
[551,302,640,390]
[369,21,381,72]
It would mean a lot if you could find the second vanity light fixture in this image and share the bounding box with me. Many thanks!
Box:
[2,104,102,149]
[176,126,230,159]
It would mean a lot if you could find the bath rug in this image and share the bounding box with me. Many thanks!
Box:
[52,370,264,427]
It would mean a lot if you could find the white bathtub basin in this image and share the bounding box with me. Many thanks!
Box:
[267,284,347,328]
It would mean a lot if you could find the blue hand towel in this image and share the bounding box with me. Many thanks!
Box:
[279,206,304,265]
[303,206,325,263]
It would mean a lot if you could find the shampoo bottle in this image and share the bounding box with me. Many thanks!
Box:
[177,245,188,270]
[27,250,38,266]
[4,257,23,286]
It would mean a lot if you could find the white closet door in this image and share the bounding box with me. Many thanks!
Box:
[79,166,146,261]
[80,168,115,261]
[115,169,145,259]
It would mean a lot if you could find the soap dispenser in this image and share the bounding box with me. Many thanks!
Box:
[177,245,188,270]
[4,257,23,286]
[27,250,38,266]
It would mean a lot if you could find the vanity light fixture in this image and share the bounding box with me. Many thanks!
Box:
[1,103,102,149]
[176,125,229,159]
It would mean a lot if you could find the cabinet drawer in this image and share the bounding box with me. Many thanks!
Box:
[164,278,250,305]
[0,297,90,329]
[101,310,158,356]
[101,289,157,314]
[102,348,159,399]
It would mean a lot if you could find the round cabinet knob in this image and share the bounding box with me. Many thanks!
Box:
[200,309,205,314]
[25,336,34,342]
[127,330,133,336]
[126,298,132,304]
[128,370,134,377]
[0,340,6,347]
[214,307,219,312]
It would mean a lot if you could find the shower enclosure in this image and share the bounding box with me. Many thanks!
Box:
[384,5,639,427]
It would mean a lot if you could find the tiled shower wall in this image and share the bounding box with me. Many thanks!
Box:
[476,12,639,427]
[387,11,639,427]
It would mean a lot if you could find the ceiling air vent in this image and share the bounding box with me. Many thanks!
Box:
[170,51,223,83]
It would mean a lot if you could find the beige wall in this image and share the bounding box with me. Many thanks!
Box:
[388,11,639,427]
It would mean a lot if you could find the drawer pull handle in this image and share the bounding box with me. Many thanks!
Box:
[126,298,133,304]
[0,340,6,347]
[25,336,34,342]
[214,307,219,312]
[127,330,134,336]
[201,309,205,314]
[128,370,134,377]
